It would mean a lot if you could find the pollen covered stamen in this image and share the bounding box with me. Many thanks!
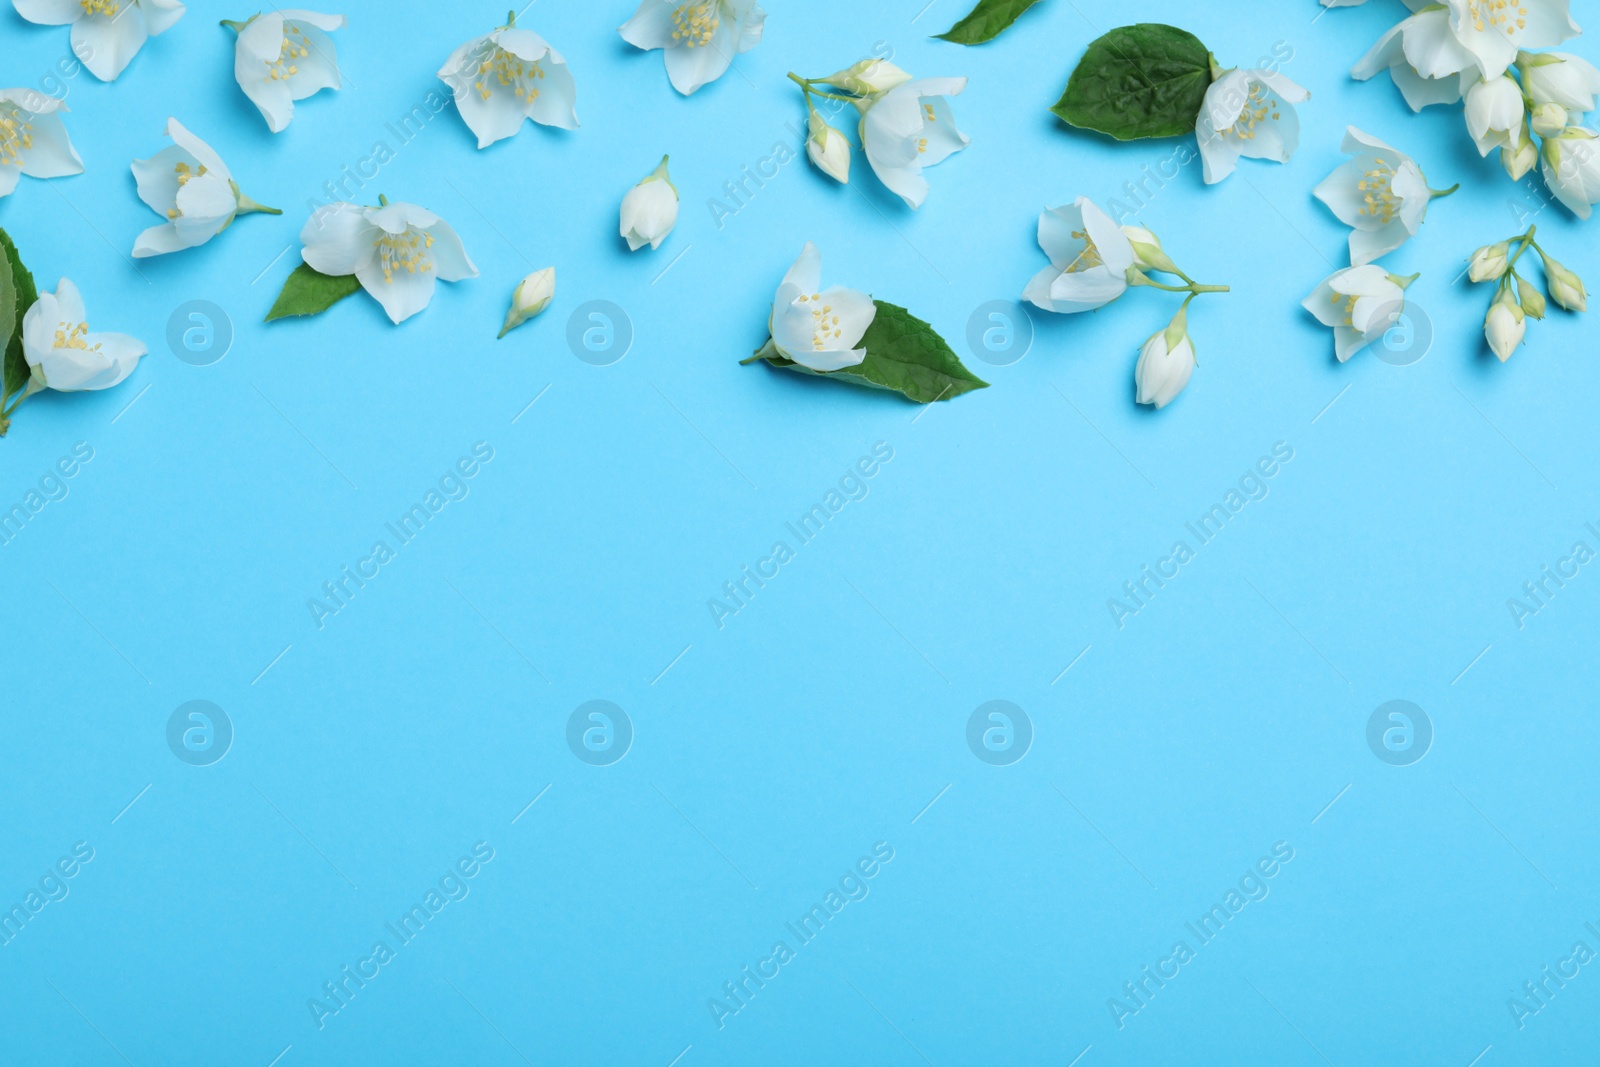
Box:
[1230,83,1280,142]
[1064,229,1105,274]
[0,107,34,170]
[671,2,720,48]
[79,0,120,15]
[1356,157,1401,226]
[165,160,211,219]
[797,292,844,350]
[374,229,436,284]
[53,320,101,353]
[473,45,547,101]
[267,24,310,82]
[1465,0,1529,36]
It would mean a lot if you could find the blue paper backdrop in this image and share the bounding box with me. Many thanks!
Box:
[2,0,1598,1063]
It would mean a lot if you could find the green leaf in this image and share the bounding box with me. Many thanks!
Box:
[265,262,362,322]
[0,228,39,401]
[749,301,988,404]
[936,0,1045,45]
[1051,23,1213,141]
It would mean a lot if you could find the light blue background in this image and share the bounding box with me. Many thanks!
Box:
[2,0,1598,1063]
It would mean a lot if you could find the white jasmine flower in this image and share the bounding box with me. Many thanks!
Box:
[224,10,346,133]
[1196,68,1311,184]
[1541,250,1587,311]
[1541,127,1600,219]
[1520,51,1600,112]
[1532,102,1568,138]
[1468,240,1510,282]
[300,200,478,324]
[1351,8,1473,109]
[806,108,851,184]
[1504,139,1539,179]
[1314,127,1446,267]
[1122,226,1180,276]
[858,76,968,209]
[438,17,578,150]
[12,0,184,82]
[1023,197,1136,314]
[0,89,84,200]
[821,59,912,97]
[21,278,145,391]
[618,0,765,96]
[1463,74,1526,155]
[1443,0,1579,80]
[131,118,278,258]
[1485,289,1526,361]
[499,267,555,338]
[768,242,875,372]
[620,155,678,251]
[1134,309,1195,409]
[1302,265,1416,362]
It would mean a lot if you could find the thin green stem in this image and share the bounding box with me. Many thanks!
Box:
[787,72,855,103]
[1429,183,1461,199]
[1133,276,1230,295]
[1506,226,1538,272]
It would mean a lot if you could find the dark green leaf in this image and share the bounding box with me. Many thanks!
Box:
[749,301,988,404]
[1051,23,1213,141]
[936,0,1045,45]
[265,262,362,322]
[0,228,38,401]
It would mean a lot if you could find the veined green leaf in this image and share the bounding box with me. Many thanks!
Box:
[0,228,39,401]
[266,262,363,322]
[1051,23,1213,141]
[936,0,1045,45]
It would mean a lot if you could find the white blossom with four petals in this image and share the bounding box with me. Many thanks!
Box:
[857,76,968,209]
[12,0,184,82]
[768,242,876,372]
[0,89,83,200]
[1302,265,1415,362]
[1022,197,1136,315]
[226,10,346,133]
[438,20,578,150]
[618,0,766,96]
[1351,6,1473,110]
[300,201,478,324]
[131,118,278,258]
[1313,127,1437,266]
[1196,67,1311,184]
[21,279,145,392]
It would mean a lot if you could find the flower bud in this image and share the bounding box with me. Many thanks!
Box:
[820,59,912,97]
[1532,102,1569,138]
[1485,292,1527,362]
[1502,139,1538,181]
[499,267,555,339]
[620,155,679,252]
[1134,308,1196,409]
[1121,225,1182,276]
[1519,278,1547,319]
[1468,241,1510,283]
[1540,251,1588,311]
[806,108,850,183]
